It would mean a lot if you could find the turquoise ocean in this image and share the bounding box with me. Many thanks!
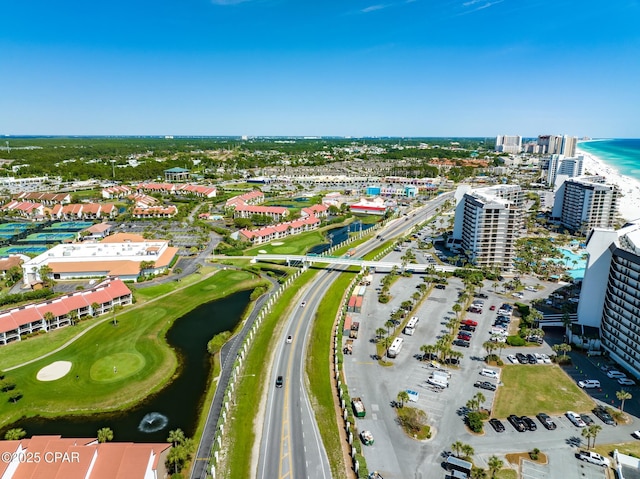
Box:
[578,139,640,181]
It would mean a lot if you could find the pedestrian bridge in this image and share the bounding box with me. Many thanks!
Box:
[253,254,457,273]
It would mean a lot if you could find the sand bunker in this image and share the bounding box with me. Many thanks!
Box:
[271,242,284,246]
[37,361,72,381]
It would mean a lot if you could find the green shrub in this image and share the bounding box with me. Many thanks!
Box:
[507,335,525,346]
[466,411,484,432]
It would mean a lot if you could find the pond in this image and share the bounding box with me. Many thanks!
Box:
[9,289,252,442]
[308,221,377,255]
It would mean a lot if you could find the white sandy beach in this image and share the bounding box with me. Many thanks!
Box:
[577,145,640,223]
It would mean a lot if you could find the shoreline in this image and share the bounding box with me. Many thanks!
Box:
[576,144,640,223]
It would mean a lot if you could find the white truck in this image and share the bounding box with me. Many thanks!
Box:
[427,370,449,389]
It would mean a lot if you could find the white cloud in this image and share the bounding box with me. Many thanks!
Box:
[211,0,252,5]
[361,4,387,13]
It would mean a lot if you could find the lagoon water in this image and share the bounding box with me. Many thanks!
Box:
[10,289,251,442]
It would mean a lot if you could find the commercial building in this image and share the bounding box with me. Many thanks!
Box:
[578,223,640,378]
[452,185,523,270]
[494,135,522,154]
[552,176,619,233]
[21,233,178,285]
[349,197,389,216]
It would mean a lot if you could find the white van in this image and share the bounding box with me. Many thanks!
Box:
[480,368,499,379]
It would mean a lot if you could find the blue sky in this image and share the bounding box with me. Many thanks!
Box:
[2,0,639,137]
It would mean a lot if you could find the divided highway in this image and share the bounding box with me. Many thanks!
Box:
[256,192,453,479]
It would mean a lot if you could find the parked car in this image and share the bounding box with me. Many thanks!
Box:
[460,324,476,332]
[508,415,526,432]
[453,339,470,348]
[489,418,505,432]
[474,381,497,391]
[593,406,616,426]
[476,293,489,299]
[632,430,640,439]
[607,370,626,379]
[276,375,283,388]
[576,451,610,467]
[507,354,518,364]
[489,305,496,311]
[300,301,306,307]
[536,412,557,430]
[578,379,601,389]
[480,368,499,379]
[526,354,537,364]
[580,414,595,426]
[566,411,587,427]
[541,353,552,364]
[534,353,544,364]
[516,353,528,364]
[461,319,478,327]
[619,378,636,386]
[521,416,537,431]
[435,284,446,290]
[458,333,472,341]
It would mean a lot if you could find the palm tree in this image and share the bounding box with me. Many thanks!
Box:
[452,303,462,320]
[91,302,100,317]
[43,311,55,331]
[446,318,458,335]
[68,310,79,326]
[474,392,486,411]
[385,320,395,337]
[588,424,602,448]
[487,455,503,478]
[97,427,114,443]
[581,426,593,449]
[375,328,386,341]
[167,428,186,447]
[552,343,571,360]
[412,291,421,303]
[397,390,410,408]
[471,466,487,479]
[461,443,475,459]
[617,390,632,412]
[483,341,497,358]
[4,428,26,440]
[420,344,435,361]
[496,341,506,358]
[492,282,499,293]
[451,440,464,458]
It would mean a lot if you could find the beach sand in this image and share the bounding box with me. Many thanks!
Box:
[577,146,640,223]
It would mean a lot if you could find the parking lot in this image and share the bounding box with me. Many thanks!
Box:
[342,238,634,478]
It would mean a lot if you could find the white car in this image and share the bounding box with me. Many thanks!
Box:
[618,378,636,386]
[541,353,552,364]
[286,335,293,344]
[512,292,524,299]
[577,450,610,467]
[566,411,587,427]
[578,379,601,389]
[534,353,544,364]
[632,430,640,439]
[507,354,518,364]
[607,370,626,379]
[480,368,499,379]
[525,286,537,292]
[300,301,306,307]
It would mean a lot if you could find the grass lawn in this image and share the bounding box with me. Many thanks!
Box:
[245,230,326,256]
[0,270,265,429]
[493,365,595,417]
[593,441,640,460]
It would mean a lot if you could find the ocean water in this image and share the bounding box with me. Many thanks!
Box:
[578,139,640,181]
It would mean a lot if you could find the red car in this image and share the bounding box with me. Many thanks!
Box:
[457,333,472,341]
[461,319,478,327]
[490,305,496,311]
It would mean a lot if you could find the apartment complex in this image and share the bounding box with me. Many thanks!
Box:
[494,135,522,154]
[552,176,619,233]
[452,185,523,270]
[578,223,640,378]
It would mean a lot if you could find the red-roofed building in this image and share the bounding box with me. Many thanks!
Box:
[225,190,264,208]
[2,201,45,218]
[132,205,178,218]
[50,203,118,220]
[0,278,132,346]
[233,204,289,221]
[238,216,320,245]
[301,204,329,218]
[13,192,71,205]
[102,185,133,199]
[0,436,170,479]
[177,184,217,198]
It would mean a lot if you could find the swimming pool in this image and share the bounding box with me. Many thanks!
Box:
[557,248,588,280]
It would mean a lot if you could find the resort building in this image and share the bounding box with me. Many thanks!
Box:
[237,216,321,245]
[225,190,265,208]
[546,154,585,187]
[132,205,178,219]
[1,201,45,219]
[577,223,640,378]
[451,184,523,270]
[494,135,522,154]
[13,192,71,205]
[301,204,329,218]
[50,203,118,220]
[0,435,170,478]
[102,184,134,199]
[21,233,178,285]
[537,134,577,157]
[0,277,132,345]
[552,176,620,233]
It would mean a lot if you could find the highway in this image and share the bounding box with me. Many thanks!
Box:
[256,191,454,479]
